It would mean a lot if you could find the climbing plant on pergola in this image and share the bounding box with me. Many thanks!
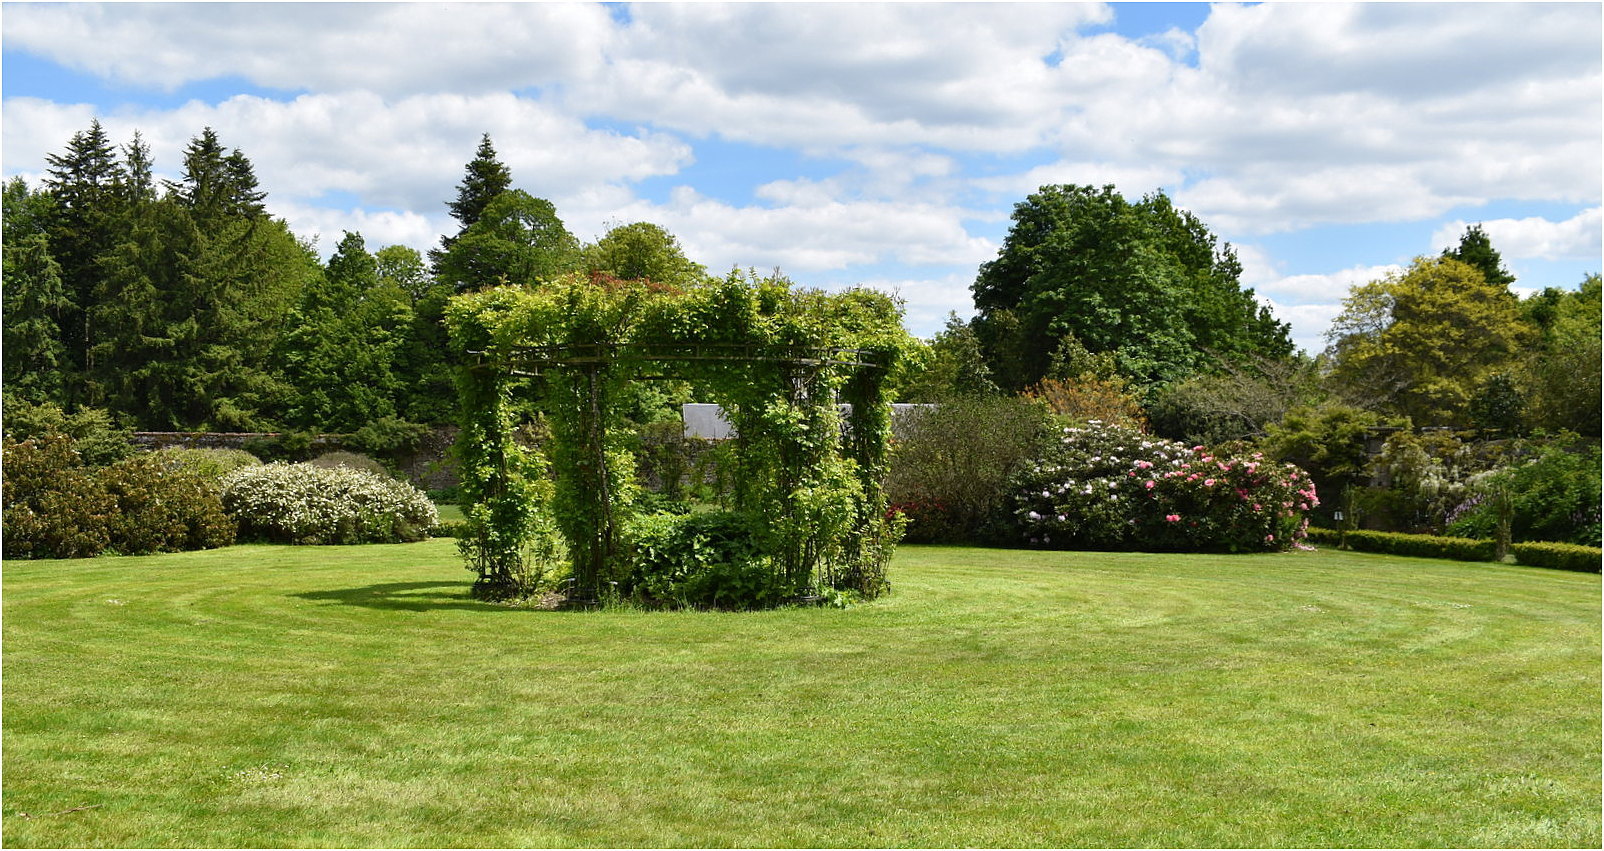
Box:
[445,270,913,606]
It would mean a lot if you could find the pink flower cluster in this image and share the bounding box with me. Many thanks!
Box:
[1013,421,1318,553]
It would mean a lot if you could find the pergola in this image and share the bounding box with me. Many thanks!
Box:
[447,273,910,606]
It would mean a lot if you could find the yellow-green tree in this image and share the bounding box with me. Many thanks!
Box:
[1325,256,1527,426]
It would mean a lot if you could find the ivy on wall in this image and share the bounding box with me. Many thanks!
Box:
[445,270,914,606]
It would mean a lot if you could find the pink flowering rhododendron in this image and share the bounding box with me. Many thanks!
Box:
[1010,420,1317,553]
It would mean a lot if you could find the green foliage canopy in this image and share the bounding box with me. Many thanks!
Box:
[1325,256,1527,426]
[970,184,1292,392]
[446,272,915,605]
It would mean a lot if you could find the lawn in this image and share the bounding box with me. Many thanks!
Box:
[3,540,1599,848]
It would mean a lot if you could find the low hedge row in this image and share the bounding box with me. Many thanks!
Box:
[1340,530,1498,562]
[1511,542,1603,573]
[1305,526,1600,572]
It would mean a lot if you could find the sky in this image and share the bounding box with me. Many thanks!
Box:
[3,2,1600,354]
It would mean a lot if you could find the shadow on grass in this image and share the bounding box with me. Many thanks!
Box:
[291,581,515,613]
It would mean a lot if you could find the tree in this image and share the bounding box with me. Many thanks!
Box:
[372,244,457,424]
[41,119,126,394]
[1443,224,1515,290]
[1519,275,1602,436]
[164,127,267,221]
[584,221,706,286]
[430,133,513,271]
[277,231,410,431]
[1325,256,1527,426]
[376,244,432,305]
[433,189,581,292]
[446,134,512,231]
[1148,355,1323,445]
[86,128,314,429]
[970,184,1291,392]
[894,313,998,402]
[2,179,70,404]
[2,230,71,404]
[1261,403,1384,528]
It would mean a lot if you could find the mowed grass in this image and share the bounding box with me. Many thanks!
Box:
[3,541,1599,848]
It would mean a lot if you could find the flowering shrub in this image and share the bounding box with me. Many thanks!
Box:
[1010,420,1317,552]
[221,462,438,545]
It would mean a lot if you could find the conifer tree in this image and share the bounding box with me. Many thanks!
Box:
[41,119,126,393]
[431,134,514,271]
[1443,224,1516,290]
[447,133,512,230]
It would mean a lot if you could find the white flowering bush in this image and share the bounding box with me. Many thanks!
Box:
[220,462,438,545]
[1011,420,1317,552]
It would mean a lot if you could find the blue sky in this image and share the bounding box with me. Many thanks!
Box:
[4,2,1599,354]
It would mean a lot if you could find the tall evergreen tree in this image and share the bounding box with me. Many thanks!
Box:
[41,119,126,395]
[431,134,513,271]
[277,232,409,431]
[118,132,157,206]
[447,133,512,230]
[1443,224,1516,290]
[2,229,71,404]
[164,127,268,221]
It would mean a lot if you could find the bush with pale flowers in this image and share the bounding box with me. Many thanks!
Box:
[1010,421,1317,552]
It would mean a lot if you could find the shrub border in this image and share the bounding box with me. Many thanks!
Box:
[1306,526,1601,572]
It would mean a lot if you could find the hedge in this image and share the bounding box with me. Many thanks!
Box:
[1310,529,1497,563]
[1511,542,1603,574]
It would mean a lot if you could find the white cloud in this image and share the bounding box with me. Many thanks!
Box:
[853,273,978,339]
[1246,262,1405,356]
[5,1,1599,335]
[273,201,447,260]
[1259,297,1347,357]
[1431,208,1604,262]
[586,3,1113,152]
[2,91,693,222]
[1254,263,1405,305]
[0,3,616,95]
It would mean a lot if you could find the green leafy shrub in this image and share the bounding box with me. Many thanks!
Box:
[1511,542,1602,573]
[1304,526,1341,546]
[349,415,430,454]
[1,435,116,559]
[2,437,235,558]
[99,456,236,554]
[430,519,471,539]
[1,396,133,466]
[629,511,784,609]
[886,395,1050,544]
[1340,530,1496,562]
[149,447,262,483]
[1446,437,1601,546]
[1011,421,1316,552]
[220,462,438,545]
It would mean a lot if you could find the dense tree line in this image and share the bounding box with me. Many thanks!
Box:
[6,123,1598,492]
[904,184,1599,446]
[2,125,701,440]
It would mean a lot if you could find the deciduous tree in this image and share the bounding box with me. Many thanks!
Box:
[433,189,581,292]
[1325,256,1527,426]
[970,184,1291,392]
